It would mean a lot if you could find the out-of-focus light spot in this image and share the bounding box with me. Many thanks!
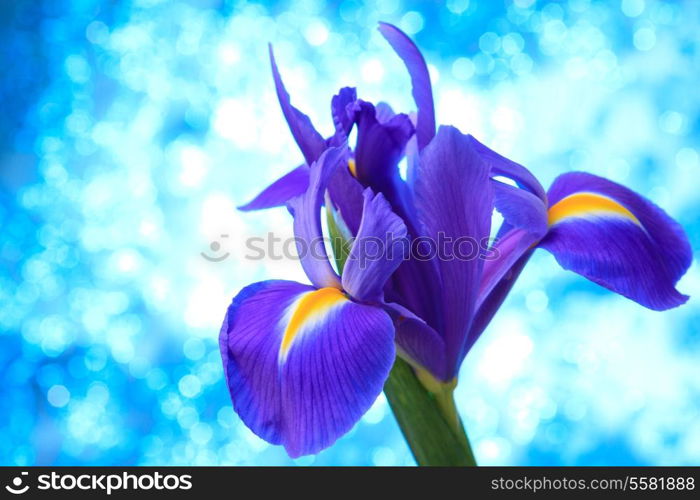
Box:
[213,98,258,148]
[363,394,387,424]
[85,21,109,45]
[526,289,549,313]
[622,0,645,17]
[452,57,475,80]
[514,0,535,8]
[479,32,501,54]
[675,147,698,171]
[377,0,400,14]
[633,27,656,51]
[659,111,685,135]
[65,55,91,83]
[361,59,385,83]
[446,0,470,15]
[48,385,71,408]
[178,375,202,398]
[400,11,424,35]
[501,32,525,55]
[305,20,329,46]
[178,146,209,188]
[428,64,440,84]
[372,447,396,466]
[218,43,240,65]
[183,338,206,361]
[510,53,533,75]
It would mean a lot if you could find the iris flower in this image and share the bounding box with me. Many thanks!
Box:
[221,23,691,460]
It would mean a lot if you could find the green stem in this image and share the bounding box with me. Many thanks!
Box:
[383,357,477,466]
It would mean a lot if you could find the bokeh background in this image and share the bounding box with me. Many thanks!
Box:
[1,0,699,466]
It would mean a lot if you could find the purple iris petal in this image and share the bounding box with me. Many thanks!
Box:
[330,87,357,145]
[342,189,408,303]
[465,250,534,355]
[413,126,493,377]
[469,135,547,201]
[326,161,365,236]
[378,22,435,151]
[288,147,346,289]
[539,172,691,310]
[238,164,310,211]
[269,45,327,165]
[386,302,449,381]
[220,279,395,457]
[351,100,415,224]
[477,182,548,305]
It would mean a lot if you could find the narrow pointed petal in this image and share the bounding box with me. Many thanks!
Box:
[220,280,395,457]
[288,147,346,289]
[342,189,408,303]
[469,135,547,201]
[414,125,493,376]
[238,165,310,211]
[540,172,692,310]
[378,22,435,150]
[269,45,327,165]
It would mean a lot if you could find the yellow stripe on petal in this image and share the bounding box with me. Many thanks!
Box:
[347,158,357,178]
[280,287,347,359]
[548,192,641,227]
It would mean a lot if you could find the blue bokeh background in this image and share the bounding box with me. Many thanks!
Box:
[1,0,699,466]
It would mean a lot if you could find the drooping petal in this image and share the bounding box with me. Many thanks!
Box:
[413,125,493,376]
[469,135,547,201]
[288,147,346,289]
[342,189,408,303]
[220,280,395,457]
[539,172,692,310]
[385,302,449,381]
[378,22,435,151]
[269,45,327,165]
[238,165,310,211]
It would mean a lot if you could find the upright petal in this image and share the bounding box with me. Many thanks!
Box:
[378,22,435,151]
[269,45,327,165]
[238,165,310,211]
[539,172,692,310]
[326,160,365,236]
[329,87,357,145]
[413,126,493,376]
[220,280,395,457]
[350,100,415,225]
[288,147,346,289]
[342,189,408,303]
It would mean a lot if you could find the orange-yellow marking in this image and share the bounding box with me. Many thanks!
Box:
[280,287,347,357]
[548,192,640,226]
[348,158,357,178]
